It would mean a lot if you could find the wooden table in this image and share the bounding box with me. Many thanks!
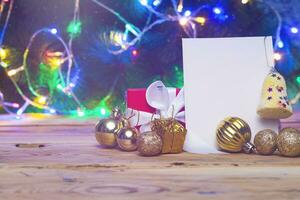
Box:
[1,115,300,200]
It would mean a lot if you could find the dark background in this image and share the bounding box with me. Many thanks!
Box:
[0,0,299,115]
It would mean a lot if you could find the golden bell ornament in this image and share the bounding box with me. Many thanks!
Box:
[254,129,277,155]
[216,117,255,153]
[137,131,163,156]
[117,127,139,151]
[151,118,186,154]
[277,128,300,157]
[95,107,129,148]
[257,72,293,119]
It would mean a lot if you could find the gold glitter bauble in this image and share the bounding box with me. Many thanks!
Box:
[95,108,128,148]
[254,129,277,155]
[216,117,254,153]
[117,127,139,151]
[277,128,300,157]
[137,131,162,156]
[151,119,187,154]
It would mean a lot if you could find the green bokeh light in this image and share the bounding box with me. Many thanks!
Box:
[37,62,60,95]
[296,76,300,85]
[67,20,82,38]
[73,95,111,118]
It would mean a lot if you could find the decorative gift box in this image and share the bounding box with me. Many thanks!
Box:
[126,81,186,154]
[127,88,181,114]
[126,81,185,129]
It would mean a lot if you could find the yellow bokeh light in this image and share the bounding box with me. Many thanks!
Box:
[0,48,8,59]
[177,0,183,12]
[195,17,206,25]
[274,53,282,61]
[177,4,183,12]
[241,0,249,4]
[36,96,47,105]
[47,57,63,69]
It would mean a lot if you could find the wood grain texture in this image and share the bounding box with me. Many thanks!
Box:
[0,115,300,200]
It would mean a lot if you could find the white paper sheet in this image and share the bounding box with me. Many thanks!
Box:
[182,37,279,154]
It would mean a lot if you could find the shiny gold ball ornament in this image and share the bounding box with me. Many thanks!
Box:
[216,117,255,153]
[95,118,120,148]
[277,128,300,157]
[137,131,163,156]
[254,129,277,155]
[95,108,129,148]
[117,127,139,151]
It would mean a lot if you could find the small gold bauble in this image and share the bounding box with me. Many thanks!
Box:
[254,129,277,155]
[95,118,120,148]
[95,108,129,148]
[216,117,254,153]
[117,127,139,151]
[137,131,162,156]
[277,128,300,157]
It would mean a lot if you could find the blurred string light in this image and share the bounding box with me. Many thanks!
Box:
[195,17,206,26]
[0,0,85,117]
[290,27,299,34]
[0,47,8,59]
[139,0,147,6]
[92,0,214,52]
[179,17,189,26]
[296,76,300,85]
[35,96,47,106]
[0,0,300,117]
[184,10,191,17]
[100,107,107,115]
[241,0,250,4]
[67,20,82,38]
[0,90,19,115]
[0,46,10,68]
[177,0,183,12]
[82,0,300,105]
[109,31,127,47]
[277,40,284,48]
[132,49,138,57]
[274,52,282,61]
[7,66,24,76]
[0,0,13,44]
[77,108,85,117]
[139,0,162,7]
[152,0,161,7]
[50,28,58,34]
[213,7,223,15]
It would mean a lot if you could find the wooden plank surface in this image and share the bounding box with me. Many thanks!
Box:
[1,115,300,200]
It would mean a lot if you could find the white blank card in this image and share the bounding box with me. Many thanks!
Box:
[182,37,279,154]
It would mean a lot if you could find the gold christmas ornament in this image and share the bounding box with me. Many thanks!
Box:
[216,117,255,153]
[254,129,277,155]
[117,127,139,151]
[151,118,186,154]
[257,72,293,119]
[137,131,163,156]
[95,108,129,148]
[277,128,300,157]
